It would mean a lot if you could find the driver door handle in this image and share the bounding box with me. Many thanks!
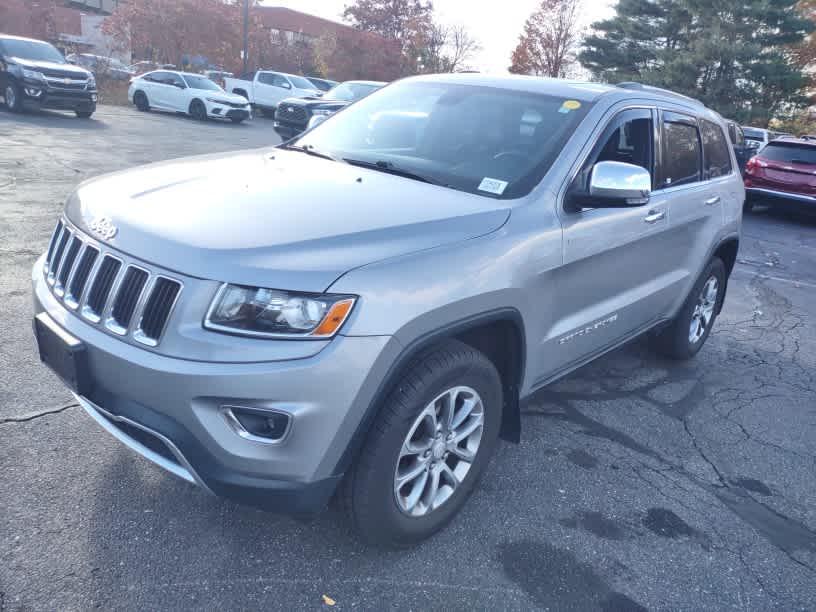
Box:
[644,210,666,224]
[705,196,721,206]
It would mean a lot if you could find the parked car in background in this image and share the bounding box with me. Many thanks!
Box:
[224,70,321,117]
[128,70,250,123]
[0,34,97,118]
[306,76,339,92]
[742,126,790,152]
[725,120,754,174]
[202,69,233,89]
[744,137,816,213]
[66,53,135,81]
[32,75,743,547]
[274,80,386,139]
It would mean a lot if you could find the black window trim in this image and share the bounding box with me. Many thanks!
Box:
[564,106,658,212]
[699,118,734,180]
[656,109,704,190]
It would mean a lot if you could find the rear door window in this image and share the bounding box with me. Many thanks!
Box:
[700,119,732,179]
[759,142,816,165]
[660,112,702,188]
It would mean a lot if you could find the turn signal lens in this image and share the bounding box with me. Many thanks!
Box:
[313,298,355,337]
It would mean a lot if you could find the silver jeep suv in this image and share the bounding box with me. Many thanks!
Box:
[32,75,743,547]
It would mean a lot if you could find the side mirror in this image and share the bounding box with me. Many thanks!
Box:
[587,161,651,207]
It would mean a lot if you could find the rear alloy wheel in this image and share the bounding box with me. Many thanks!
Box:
[652,257,726,360]
[4,82,22,112]
[134,91,150,112]
[342,339,502,548]
[190,99,207,121]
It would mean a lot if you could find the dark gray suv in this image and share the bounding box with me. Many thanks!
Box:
[32,75,743,547]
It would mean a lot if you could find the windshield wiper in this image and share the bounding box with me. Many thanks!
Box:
[280,143,340,162]
[343,158,445,186]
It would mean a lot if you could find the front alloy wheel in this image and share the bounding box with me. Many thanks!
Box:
[4,83,21,112]
[689,277,718,345]
[394,386,484,516]
[342,339,502,548]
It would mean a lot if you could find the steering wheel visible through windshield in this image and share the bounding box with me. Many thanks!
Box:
[293,80,593,199]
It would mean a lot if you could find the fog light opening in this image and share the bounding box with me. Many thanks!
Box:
[25,88,43,97]
[221,406,291,443]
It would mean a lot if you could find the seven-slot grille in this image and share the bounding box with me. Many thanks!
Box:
[43,220,182,346]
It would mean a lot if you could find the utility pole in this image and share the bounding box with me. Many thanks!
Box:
[242,0,250,74]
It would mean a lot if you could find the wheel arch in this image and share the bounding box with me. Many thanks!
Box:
[712,236,739,314]
[332,308,526,477]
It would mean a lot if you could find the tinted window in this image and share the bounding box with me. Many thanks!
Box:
[295,81,593,199]
[182,74,221,91]
[288,74,315,89]
[257,72,278,86]
[1,38,65,63]
[742,127,765,140]
[700,119,732,178]
[759,142,816,165]
[146,71,170,83]
[661,118,701,187]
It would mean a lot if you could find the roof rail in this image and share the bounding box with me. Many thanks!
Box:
[614,81,704,107]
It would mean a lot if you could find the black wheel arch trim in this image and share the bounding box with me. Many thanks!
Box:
[331,308,526,479]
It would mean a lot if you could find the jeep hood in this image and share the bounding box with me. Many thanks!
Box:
[66,149,510,292]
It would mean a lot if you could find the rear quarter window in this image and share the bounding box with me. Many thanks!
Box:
[700,119,732,178]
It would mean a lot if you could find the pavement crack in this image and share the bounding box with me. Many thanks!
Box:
[0,403,79,424]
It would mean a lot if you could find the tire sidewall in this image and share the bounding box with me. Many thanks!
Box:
[674,257,726,358]
[353,351,502,546]
[134,91,148,111]
[5,81,20,112]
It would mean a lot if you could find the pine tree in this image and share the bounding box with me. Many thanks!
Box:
[580,0,812,125]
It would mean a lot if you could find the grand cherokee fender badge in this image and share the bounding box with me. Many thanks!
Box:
[89,217,117,240]
[559,314,618,345]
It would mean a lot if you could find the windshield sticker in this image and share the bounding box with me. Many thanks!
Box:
[478,177,509,195]
[559,100,582,114]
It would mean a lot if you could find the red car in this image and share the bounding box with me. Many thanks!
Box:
[744,137,816,212]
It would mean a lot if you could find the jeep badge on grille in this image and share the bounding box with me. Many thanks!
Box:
[89,217,117,240]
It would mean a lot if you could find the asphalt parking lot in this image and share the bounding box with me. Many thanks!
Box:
[1,105,815,611]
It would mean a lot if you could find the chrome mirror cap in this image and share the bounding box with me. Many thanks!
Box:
[590,161,652,205]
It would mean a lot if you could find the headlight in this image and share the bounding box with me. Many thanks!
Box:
[311,108,334,117]
[87,75,96,89]
[22,68,45,81]
[204,284,356,338]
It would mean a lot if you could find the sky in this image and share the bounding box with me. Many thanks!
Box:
[261,1,618,73]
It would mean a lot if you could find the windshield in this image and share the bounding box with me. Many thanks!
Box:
[3,38,65,64]
[326,82,381,102]
[760,142,816,165]
[182,74,222,91]
[743,128,765,140]
[288,75,315,90]
[294,81,593,199]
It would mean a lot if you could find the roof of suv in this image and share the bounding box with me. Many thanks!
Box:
[0,34,48,43]
[409,73,705,104]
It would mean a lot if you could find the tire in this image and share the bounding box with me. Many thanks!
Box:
[189,99,207,121]
[133,90,150,112]
[75,111,93,119]
[651,257,726,360]
[743,197,754,213]
[4,81,22,112]
[260,107,275,119]
[342,339,503,548]
[230,116,244,124]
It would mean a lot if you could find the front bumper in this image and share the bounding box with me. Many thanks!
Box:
[273,120,307,139]
[21,84,97,113]
[206,101,251,121]
[33,257,398,513]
